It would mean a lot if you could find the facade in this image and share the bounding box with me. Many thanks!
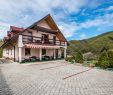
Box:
[1,14,67,62]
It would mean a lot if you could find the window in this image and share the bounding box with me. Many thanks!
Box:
[28,31,32,36]
[42,49,46,55]
[6,49,7,54]
[25,48,31,56]
[28,32,33,42]
[6,49,9,54]
[11,49,12,55]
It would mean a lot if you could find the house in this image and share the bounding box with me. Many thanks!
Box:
[1,14,67,62]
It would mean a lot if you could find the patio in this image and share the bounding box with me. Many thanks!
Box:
[0,60,113,95]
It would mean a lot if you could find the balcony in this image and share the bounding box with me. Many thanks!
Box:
[22,35,65,46]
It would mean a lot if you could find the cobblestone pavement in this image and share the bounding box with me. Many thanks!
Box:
[0,60,113,95]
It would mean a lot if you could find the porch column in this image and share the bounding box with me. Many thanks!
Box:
[64,42,67,58]
[19,47,22,62]
[18,35,23,63]
[53,49,56,59]
[64,47,67,58]
[39,48,42,61]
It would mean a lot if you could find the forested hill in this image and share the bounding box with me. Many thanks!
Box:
[68,31,113,54]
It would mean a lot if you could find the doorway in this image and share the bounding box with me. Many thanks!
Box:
[42,34,49,43]
[53,36,56,45]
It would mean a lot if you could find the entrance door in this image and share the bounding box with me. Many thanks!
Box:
[42,34,49,43]
[61,50,64,58]
[55,49,58,58]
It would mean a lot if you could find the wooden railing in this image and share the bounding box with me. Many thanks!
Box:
[22,35,65,46]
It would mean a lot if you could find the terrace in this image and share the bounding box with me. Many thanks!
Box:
[22,34,65,46]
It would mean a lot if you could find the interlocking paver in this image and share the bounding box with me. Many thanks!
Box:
[0,60,113,95]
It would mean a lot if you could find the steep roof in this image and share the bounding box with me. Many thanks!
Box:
[22,14,67,41]
[1,14,67,48]
[39,14,67,41]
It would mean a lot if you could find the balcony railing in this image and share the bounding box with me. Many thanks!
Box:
[22,35,65,46]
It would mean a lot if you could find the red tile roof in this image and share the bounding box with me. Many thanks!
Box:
[3,36,9,42]
[10,26,24,32]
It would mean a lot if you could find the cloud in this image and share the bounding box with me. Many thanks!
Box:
[0,0,112,40]
[58,22,78,38]
[58,13,113,38]
[79,13,113,29]
[95,5,113,13]
[0,22,10,39]
[106,6,113,11]
[80,34,87,39]
[0,0,88,22]
[0,0,90,39]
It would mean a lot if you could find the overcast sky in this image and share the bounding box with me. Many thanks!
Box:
[0,0,113,40]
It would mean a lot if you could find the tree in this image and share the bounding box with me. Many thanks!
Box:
[98,50,109,69]
[107,50,113,68]
[75,51,84,63]
[67,43,77,57]
[100,46,109,53]
[0,48,3,58]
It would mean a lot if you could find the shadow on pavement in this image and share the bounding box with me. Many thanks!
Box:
[0,69,13,95]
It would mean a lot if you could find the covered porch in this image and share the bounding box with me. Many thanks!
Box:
[18,44,66,63]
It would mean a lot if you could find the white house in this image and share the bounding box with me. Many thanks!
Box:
[1,14,67,62]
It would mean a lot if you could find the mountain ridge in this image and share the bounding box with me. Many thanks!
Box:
[69,31,113,54]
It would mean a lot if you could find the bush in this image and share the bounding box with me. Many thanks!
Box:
[0,48,3,58]
[65,57,74,62]
[98,50,109,69]
[75,51,84,63]
[107,50,113,68]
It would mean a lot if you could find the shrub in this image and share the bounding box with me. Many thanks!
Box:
[65,57,74,62]
[107,50,113,68]
[98,50,109,69]
[75,51,84,63]
[0,48,3,58]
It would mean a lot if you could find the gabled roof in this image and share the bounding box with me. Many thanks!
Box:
[1,14,67,48]
[38,14,67,42]
[21,14,67,41]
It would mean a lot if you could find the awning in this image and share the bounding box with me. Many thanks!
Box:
[25,44,60,49]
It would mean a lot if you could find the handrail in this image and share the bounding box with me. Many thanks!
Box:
[22,34,64,42]
[22,34,65,46]
[22,34,41,38]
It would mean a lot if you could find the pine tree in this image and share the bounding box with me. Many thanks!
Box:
[98,50,109,69]
[75,51,84,63]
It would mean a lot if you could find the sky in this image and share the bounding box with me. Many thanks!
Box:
[0,0,113,41]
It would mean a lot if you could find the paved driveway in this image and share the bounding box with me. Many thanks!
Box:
[0,60,113,95]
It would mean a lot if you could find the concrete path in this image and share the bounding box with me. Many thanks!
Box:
[0,60,113,95]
